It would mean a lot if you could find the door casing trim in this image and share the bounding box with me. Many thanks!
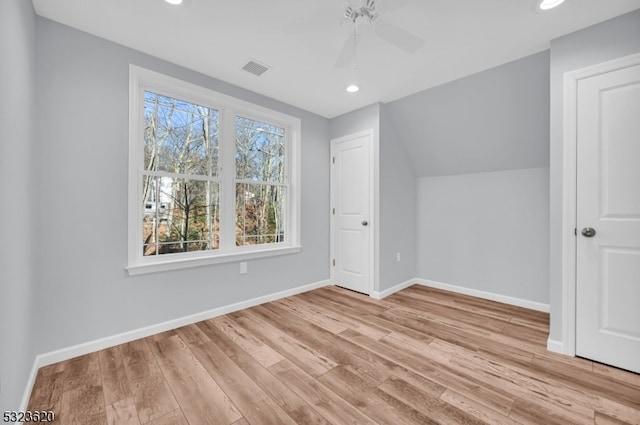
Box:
[561,52,640,356]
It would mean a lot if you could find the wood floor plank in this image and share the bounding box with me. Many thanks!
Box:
[149,334,243,425]
[197,319,332,425]
[311,286,390,316]
[388,291,509,333]
[297,291,391,340]
[380,306,482,351]
[273,296,348,334]
[592,362,640,388]
[439,389,523,425]
[339,327,516,416]
[428,339,596,424]
[251,302,392,384]
[26,362,65,414]
[530,354,640,410]
[59,352,107,425]
[376,375,486,425]
[595,411,637,425]
[27,284,640,425]
[228,308,338,378]
[120,338,180,424]
[268,359,379,425]
[509,397,593,425]
[318,366,435,425]
[175,324,299,425]
[99,346,132,406]
[208,314,285,368]
[146,409,189,425]
[106,397,141,425]
[397,285,515,321]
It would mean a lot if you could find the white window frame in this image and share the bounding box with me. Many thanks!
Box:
[127,65,301,275]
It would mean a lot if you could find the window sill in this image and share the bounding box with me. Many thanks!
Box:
[126,245,302,276]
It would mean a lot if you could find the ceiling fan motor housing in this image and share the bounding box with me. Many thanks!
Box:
[345,0,380,24]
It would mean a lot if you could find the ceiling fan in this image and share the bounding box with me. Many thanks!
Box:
[335,0,425,68]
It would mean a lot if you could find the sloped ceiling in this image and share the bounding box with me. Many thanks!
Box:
[385,50,551,177]
[32,0,640,119]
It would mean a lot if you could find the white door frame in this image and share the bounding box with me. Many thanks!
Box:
[561,52,640,356]
[330,129,375,295]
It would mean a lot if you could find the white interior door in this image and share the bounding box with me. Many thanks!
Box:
[575,62,640,373]
[330,131,373,295]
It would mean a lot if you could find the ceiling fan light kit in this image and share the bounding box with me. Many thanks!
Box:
[539,0,565,10]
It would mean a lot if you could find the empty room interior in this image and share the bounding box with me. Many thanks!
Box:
[2,0,640,423]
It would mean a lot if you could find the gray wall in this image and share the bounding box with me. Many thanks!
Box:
[379,105,417,292]
[32,17,330,357]
[385,51,550,177]
[386,50,551,306]
[329,103,381,141]
[329,103,417,294]
[548,9,640,342]
[0,0,37,411]
[417,168,550,303]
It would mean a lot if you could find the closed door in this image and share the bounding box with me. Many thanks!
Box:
[575,62,640,373]
[330,131,373,295]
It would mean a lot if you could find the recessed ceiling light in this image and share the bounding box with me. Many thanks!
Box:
[165,0,183,5]
[346,84,360,93]
[539,0,565,10]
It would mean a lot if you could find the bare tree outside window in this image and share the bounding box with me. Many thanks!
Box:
[235,117,287,246]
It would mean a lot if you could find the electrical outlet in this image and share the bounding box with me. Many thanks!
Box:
[396,252,401,262]
[240,262,248,274]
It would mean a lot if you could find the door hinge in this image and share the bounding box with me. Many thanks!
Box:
[332,208,335,215]
[332,156,335,164]
[332,259,335,266]
[574,228,577,236]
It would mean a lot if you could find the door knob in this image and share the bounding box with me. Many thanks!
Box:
[362,220,368,226]
[581,227,596,237]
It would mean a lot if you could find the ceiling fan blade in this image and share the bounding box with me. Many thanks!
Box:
[334,32,357,68]
[374,22,424,54]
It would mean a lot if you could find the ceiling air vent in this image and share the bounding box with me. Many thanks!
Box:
[241,60,269,77]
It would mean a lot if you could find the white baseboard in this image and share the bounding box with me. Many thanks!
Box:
[546,338,565,354]
[371,279,416,299]
[19,279,331,412]
[415,279,550,313]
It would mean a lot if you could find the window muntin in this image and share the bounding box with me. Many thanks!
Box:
[128,66,301,273]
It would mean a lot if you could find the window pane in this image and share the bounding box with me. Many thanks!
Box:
[235,116,285,182]
[144,91,219,177]
[143,176,219,255]
[236,183,286,246]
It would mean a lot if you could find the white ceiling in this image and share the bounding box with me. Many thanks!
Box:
[32,0,640,118]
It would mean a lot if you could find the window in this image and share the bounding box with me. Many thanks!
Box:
[128,66,301,274]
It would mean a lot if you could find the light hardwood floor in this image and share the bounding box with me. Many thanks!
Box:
[27,285,640,424]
